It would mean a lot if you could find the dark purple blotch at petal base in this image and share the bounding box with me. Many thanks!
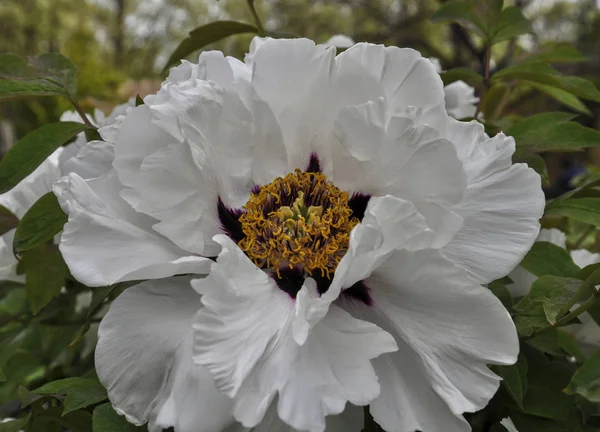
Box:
[305,152,322,173]
[314,275,373,306]
[341,281,373,306]
[274,267,305,299]
[348,193,370,221]
[217,198,245,243]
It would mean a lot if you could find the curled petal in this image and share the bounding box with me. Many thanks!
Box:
[96,277,235,432]
[192,235,396,432]
[442,119,545,284]
[54,171,210,286]
[341,249,518,432]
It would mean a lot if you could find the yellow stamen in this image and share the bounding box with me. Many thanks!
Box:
[238,169,358,279]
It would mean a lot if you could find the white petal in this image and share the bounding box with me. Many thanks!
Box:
[124,140,221,256]
[250,98,288,186]
[195,51,253,104]
[386,136,466,207]
[113,92,253,254]
[330,101,466,225]
[330,195,435,295]
[444,81,479,120]
[58,136,87,176]
[344,249,517,431]
[244,36,270,67]
[500,417,519,432]
[54,170,210,286]
[442,119,545,284]
[251,38,336,169]
[250,400,363,432]
[537,228,567,248]
[113,105,178,189]
[96,277,235,432]
[334,43,447,132]
[368,349,470,432]
[192,235,396,432]
[61,140,114,180]
[144,74,254,206]
[571,248,600,269]
[324,35,356,49]
[429,57,443,73]
[333,98,386,163]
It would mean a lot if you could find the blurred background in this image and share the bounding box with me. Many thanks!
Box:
[1,0,600,193]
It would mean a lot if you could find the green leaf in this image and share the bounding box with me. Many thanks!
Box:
[510,111,577,131]
[0,53,77,100]
[529,82,591,116]
[514,299,549,336]
[527,276,583,323]
[481,82,509,120]
[70,282,134,346]
[35,407,93,432]
[34,377,108,415]
[525,45,588,64]
[432,1,531,44]
[0,122,90,194]
[164,21,258,71]
[0,366,4,382]
[93,403,145,432]
[523,384,574,422]
[492,62,600,102]
[496,352,528,409]
[0,283,26,315]
[490,6,532,44]
[520,242,581,278]
[22,243,69,314]
[524,345,577,390]
[265,30,302,39]
[514,155,549,186]
[431,1,487,38]
[13,192,67,253]
[566,349,600,402]
[526,328,565,356]
[555,173,600,202]
[557,329,587,363]
[509,412,572,432]
[0,415,30,432]
[0,205,18,236]
[546,198,600,226]
[508,112,600,155]
[19,385,43,408]
[135,95,144,106]
[488,278,514,310]
[440,67,484,87]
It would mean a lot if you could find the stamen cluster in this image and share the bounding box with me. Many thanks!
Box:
[238,169,358,278]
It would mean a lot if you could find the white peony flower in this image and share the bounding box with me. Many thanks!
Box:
[509,228,600,353]
[443,81,479,119]
[429,57,479,120]
[0,100,135,285]
[324,35,356,49]
[55,37,543,432]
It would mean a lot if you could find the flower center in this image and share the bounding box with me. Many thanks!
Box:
[238,169,358,279]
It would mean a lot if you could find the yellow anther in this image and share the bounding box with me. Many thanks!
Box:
[238,169,358,279]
